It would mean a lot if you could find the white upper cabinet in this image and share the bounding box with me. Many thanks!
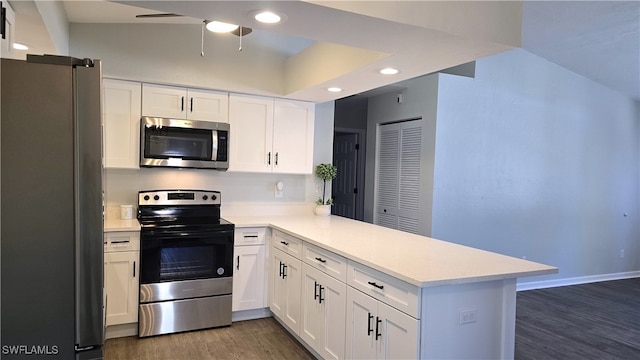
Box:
[103,79,141,169]
[0,2,16,58]
[228,94,314,174]
[141,83,228,122]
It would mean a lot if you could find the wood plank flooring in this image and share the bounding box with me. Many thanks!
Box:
[515,277,640,360]
[104,318,314,360]
[105,278,639,359]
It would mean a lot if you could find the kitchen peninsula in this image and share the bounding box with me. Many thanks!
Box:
[226,214,557,359]
[104,213,556,359]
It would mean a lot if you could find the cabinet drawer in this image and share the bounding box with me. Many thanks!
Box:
[347,261,420,318]
[271,230,302,259]
[104,231,140,252]
[302,242,347,282]
[235,227,267,246]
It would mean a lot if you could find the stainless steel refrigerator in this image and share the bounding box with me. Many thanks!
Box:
[1,55,103,359]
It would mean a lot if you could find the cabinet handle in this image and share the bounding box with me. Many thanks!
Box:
[267,152,271,165]
[243,235,258,239]
[190,97,193,112]
[368,281,384,290]
[111,240,129,244]
[275,152,279,166]
[279,262,283,278]
[315,257,327,263]
[367,313,374,336]
[318,285,325,304]
[236,255,240,270]
[280,241,289,246]
[314,281,319,301]
[181,96,184,112]
[375,317,382,340]
[282,264,288,278]
[133,261,136,278]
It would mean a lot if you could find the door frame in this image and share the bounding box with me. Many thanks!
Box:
[333,127,366,221]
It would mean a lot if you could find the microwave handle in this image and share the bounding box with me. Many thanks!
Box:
[211,131,218,161]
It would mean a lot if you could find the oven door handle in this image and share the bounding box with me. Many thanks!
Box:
[141,229,233,241]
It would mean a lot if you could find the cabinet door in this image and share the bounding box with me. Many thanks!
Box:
[318,269,347,360]
[270,248,287,319]
[104,251,139,326]
[283,255,302,334]
[272,100,315,174]
[228,94,274,172]
[346,287,379,360]
[103,79,141,169]
[142,83,186,118]
[378,301,420,360]
[300,264,324,349]
[232,245,265,311]
[187,89,229,122]
[0,2,15,58]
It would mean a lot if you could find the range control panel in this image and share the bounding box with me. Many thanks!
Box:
[138,190,221,206]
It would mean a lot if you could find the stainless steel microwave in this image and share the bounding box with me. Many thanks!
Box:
[140,117,229,170]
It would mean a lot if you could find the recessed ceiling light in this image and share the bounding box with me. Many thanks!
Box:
[205,21,239,33]
[328,87,343,93]
[254,11,282,24]
[13,42,28,50]
[380,67,399,75]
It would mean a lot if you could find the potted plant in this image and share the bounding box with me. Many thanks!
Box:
[314,163,337,215]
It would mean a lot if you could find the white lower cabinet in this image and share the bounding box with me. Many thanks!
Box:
[232,245,266,311]
[233,227,268,312]
[300,264,347,360]
[270,247,302,333]
[104,232,140,327]
[346,287,419,360]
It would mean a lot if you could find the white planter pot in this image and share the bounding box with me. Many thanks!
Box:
[314,205,331,216]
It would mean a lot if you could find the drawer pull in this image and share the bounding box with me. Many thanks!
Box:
[243,235,259,238]
[111,240,130,244]
[367,313,374,336]
[280,241,289,246]
[315,257,327,263]
[368,281,384,290]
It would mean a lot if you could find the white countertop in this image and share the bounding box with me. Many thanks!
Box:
[226,215,557,288]
[104,218,141,232]
[105,213,557,288]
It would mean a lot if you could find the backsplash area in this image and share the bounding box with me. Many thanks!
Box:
[105,168,319,218]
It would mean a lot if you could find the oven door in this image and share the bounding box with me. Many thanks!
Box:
[140,227,234,285]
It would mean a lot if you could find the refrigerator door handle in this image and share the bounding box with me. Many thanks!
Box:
[73,62,104,352]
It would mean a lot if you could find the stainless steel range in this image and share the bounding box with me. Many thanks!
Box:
[137,190,234,337]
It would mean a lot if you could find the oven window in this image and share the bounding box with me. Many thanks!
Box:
[160,246,215,281]
[145,126,212,160]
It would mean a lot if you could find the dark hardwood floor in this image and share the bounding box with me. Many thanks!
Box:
[515,277,640,360]
[105,278,640,359]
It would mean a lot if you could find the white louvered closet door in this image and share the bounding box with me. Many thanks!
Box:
[375,120,422,234]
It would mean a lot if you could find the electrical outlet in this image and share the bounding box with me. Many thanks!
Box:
[459,309,478,324]
[620,249,625,259]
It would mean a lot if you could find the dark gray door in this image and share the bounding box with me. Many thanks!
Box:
[332,133,359,218]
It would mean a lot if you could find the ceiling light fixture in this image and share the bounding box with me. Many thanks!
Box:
[380,67,399,75]
[206,21,239,33]
[13,42,28,50]
[328,87,343,93]
[254,11,284,24]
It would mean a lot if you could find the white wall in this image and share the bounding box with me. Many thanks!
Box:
[69,23,334,215]
[432,49,640,284]
[365,74,439,236]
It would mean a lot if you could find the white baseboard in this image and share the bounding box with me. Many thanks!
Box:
[516,270,640,291]
[105,323,137,339]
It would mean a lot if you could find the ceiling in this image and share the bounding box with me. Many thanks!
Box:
[7,0,639,102]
